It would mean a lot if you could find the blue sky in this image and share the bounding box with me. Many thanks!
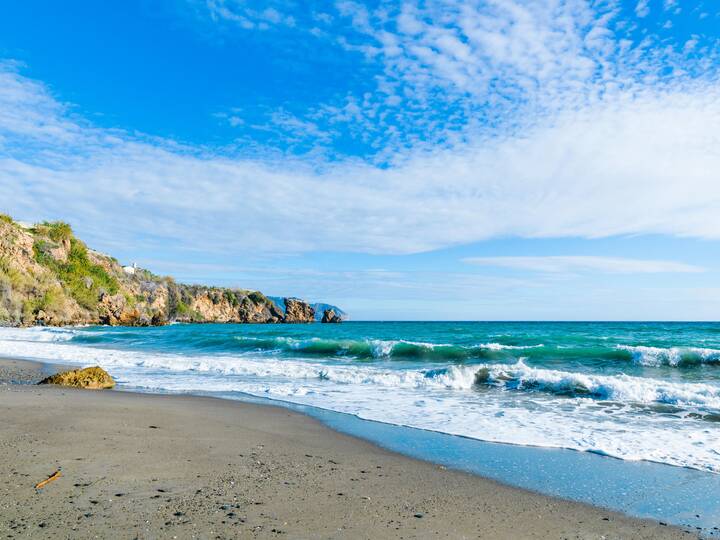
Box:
[1,0,720,320]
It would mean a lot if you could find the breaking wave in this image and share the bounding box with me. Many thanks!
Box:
[46,327,720,369]
[70,331,546,361]
[3,325,720,473]
[3,329,719,413]
[616,345,720,366]
[472,360,720,410]
[229,337,546,360]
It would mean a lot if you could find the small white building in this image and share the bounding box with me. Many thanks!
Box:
[122,262,138,275]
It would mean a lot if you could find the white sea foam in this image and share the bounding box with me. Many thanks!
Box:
[369,339,398,357]
[2,330,718,408]
[243,336,450,358]
[229,335,544,359]
[477,342,544,350]
[367,339,459,358]
[0,326,78,342]
[617,344,720,366]
[2,327,720,473]
[475,360,720,410]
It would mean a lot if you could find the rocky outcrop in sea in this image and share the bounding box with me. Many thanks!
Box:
[321,309,343,323]
[283,298,316,323]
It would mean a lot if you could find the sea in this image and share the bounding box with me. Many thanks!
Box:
[2,321,720,475]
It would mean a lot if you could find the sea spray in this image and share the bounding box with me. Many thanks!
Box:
[616,344,720,366]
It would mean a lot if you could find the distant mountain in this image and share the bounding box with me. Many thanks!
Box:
[268,297,347,322]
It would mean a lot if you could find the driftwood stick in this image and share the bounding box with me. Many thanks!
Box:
[35,470,61,489]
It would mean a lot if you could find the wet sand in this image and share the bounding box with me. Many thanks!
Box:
[0,358,693,539]
[0,357,74,385]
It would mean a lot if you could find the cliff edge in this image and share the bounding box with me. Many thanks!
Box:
[0,216,318,327]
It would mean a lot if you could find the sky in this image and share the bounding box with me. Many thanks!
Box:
[1,0,720,320]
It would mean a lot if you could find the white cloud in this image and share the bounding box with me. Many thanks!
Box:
[205,0,297,30]
[2,64,720,257]
[3,0,720,258]
[635,0,650,18]
[296,0,720,158]
[462,256,704,274]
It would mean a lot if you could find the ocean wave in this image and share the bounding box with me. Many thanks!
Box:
[4,329,719,412]
[3,326,720,473]
[0,326,78,342]
[65,327,545,361]
[616,345,720,366]
[228,336,545,361]
[473,360,720,409]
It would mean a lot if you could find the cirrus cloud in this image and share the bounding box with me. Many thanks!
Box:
[2,0,720,258]
[1,63,720,256]
[462,256,704,274]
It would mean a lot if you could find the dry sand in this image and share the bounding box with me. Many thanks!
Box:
[0,358,694,539]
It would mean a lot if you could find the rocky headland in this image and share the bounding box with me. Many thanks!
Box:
[0,216,333,327]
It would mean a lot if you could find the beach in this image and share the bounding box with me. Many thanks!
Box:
[0,359,692,539]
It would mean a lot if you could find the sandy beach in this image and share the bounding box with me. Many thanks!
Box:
[0,359,693,539]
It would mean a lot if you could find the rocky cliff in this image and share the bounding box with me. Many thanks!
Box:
[282,298,316,323]
[0,216,316,327]
[321,309,343,323]
[268,297,347,322]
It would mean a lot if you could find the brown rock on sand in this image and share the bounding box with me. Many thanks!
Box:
[38,366,115,389]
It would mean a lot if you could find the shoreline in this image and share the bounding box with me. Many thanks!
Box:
[0,358,694,538]
[0,357,76,385]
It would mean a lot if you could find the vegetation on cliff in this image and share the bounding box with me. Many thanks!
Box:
[33,231,119,310]
[0,215,313,327]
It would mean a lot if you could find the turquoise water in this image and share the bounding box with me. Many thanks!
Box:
[2,321,720,473]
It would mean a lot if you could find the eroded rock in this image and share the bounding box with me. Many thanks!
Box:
[283,298,315,323]
[321,309,342,323]
[38,366,115,389]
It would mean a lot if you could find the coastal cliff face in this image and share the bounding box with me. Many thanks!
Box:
[282,298,315,323]
[0,217,303,327]
[268,297,347,322]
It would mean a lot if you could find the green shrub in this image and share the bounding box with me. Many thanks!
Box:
[32,221,73,242]
[0,256,24,289]
[27,288,63,315]
[248,291,267,304]
[0,214,13,224]
[21,289,57,321]
[45,221,73,242]
[33,238,119,310]
[223,290,239,307]
[175,301,190,316]
[173,300,203,321]
[32,240,54,264]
